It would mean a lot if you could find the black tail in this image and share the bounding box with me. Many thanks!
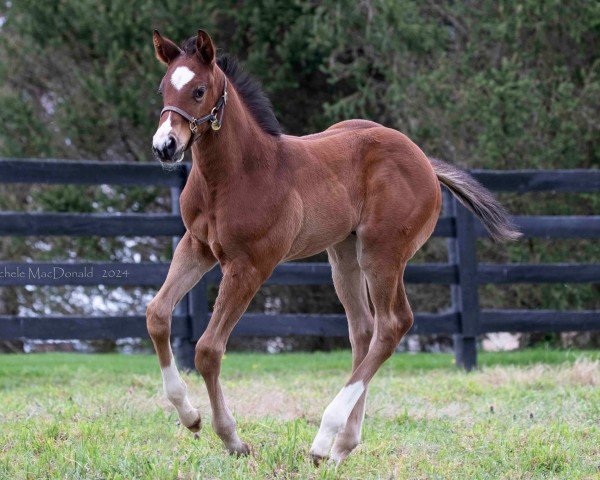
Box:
[430,158,522,243]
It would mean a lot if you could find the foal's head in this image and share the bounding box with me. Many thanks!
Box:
[152,30,225,164]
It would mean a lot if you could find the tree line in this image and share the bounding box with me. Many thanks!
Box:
[0,0,597,348]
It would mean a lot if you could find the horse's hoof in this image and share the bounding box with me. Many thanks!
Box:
[185,412,202,433]
[310,452,327,467]
[229,441,251,457]
[238,442,251,456]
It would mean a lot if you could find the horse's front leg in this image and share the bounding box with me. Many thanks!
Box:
[194,258,272,455]
[146,232,216,431]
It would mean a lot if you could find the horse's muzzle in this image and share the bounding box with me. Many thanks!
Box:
[152,135,179,162]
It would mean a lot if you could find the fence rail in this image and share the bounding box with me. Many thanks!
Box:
[0,159,598,370]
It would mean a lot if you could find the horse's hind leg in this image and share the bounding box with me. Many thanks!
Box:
[146,232,216,431]
[310,235,415,463]
[325,237,374,463]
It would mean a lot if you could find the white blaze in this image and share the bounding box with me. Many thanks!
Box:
[170,66,195,91]
[310,380,365,459]
[152,113,172,149]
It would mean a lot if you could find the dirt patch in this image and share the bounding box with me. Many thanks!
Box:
[478,359,599,387]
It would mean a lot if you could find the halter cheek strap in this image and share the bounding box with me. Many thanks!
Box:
[160,76,228,146]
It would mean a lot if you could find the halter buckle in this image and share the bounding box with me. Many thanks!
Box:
[189,121,198,133]
[210,107,221,131]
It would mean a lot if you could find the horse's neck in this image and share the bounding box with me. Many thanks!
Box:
[190,88,277,185]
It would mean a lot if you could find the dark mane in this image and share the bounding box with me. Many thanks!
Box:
[181,37,282,136]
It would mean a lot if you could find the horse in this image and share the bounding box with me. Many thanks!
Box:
[147,29,520,464]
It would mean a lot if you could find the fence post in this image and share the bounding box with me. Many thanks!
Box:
[170,167,196,371]
[447,194,480,371]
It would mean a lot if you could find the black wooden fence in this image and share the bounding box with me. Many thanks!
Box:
[0,159,598,370]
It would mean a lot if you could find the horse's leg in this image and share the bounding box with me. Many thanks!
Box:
[146,232,216,431]
[326,237,374,463]
[310,239,414,463]
[194,258,272,455]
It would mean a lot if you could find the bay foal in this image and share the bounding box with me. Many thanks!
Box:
[147,30,520,463]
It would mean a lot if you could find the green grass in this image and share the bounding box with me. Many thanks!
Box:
[0,349,598,479]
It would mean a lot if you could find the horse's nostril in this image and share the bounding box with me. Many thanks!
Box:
[165,136,177,158]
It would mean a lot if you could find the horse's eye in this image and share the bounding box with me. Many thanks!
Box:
[194,86,206,100]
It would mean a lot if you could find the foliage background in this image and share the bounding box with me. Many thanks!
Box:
[0,0,598,349]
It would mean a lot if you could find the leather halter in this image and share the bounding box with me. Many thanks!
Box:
[160,76,228,147]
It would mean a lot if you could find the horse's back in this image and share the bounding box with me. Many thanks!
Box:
[282,119,381,143]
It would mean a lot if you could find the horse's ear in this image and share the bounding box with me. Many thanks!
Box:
[153,30,181,65]
[196,30,216,65]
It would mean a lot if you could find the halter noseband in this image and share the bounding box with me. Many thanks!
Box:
[160,76,228,145]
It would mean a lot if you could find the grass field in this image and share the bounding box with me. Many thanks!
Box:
[0,349,599,479]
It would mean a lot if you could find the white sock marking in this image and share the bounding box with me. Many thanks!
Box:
[161,358,199,427]
[310,381,365,458]
[170,66,195,91]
